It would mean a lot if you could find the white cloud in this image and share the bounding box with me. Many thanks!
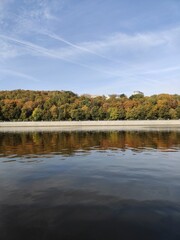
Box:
[43,27,180,79]
[0,33,77,59]
[41,31,119,63]
[2,0,179,67]
[1,24,180,82]
[39,27,180,65]
[0,0,61,37]
[80,27,180,54]
[0,34,123,77]
[20,0,58,20]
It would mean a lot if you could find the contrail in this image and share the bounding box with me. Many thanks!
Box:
[0,34,127,77]
[41,30,122,64]
[0,68,39,82]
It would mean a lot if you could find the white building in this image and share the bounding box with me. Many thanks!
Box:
[133,91,144,96]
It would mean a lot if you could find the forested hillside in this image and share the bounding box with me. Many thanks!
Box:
[0,90,180,121]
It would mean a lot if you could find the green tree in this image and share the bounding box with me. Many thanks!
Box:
[32,107,43,121]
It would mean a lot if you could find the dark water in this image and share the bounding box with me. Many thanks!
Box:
[0,130,180,240]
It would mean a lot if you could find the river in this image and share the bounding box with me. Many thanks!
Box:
[0,130,180,240]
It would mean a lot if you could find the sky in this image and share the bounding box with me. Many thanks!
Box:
[0,0,180,96]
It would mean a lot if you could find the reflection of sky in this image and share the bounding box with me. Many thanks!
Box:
[1,150,180,206]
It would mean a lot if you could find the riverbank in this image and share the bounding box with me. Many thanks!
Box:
[0,120,180,132]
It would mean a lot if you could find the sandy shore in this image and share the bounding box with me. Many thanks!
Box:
[0,120,180,132]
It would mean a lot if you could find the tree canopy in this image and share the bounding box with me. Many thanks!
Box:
[0,90,179,121]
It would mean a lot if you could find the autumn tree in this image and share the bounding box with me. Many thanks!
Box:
[0,90,179,121]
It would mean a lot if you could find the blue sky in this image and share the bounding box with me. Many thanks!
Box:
[0,0,180,96]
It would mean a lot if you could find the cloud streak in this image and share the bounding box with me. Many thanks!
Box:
[1,24,180,80]
[0,34,127,78]
[79,27,180,54]
[38,26,180,73]
[0,0,180,94]
[41,31,122,64]
[0,68,39,82]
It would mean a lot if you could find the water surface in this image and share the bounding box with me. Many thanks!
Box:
[0,131,180,240]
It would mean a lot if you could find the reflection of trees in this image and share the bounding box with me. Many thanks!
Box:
[0,131,179,157]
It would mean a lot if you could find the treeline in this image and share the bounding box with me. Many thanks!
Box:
[0,90,180,121]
